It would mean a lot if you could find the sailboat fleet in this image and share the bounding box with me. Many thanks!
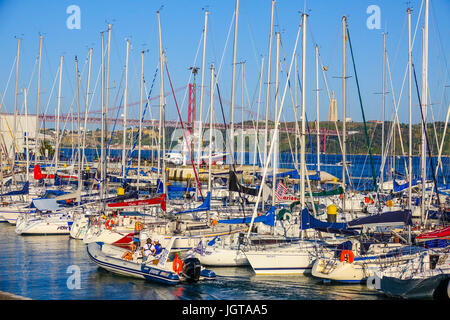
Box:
[0,0,449,298]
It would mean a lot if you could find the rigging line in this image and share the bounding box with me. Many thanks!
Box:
[217,11,235,80]
[122,66,159,186]
[386,54,409,177]
[165,60,204,201]
[346,27,379,198]
[167,31,203,152]
[215,80,247,215]
[412,63,442,212]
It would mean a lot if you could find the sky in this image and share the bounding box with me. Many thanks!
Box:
[0,0,449,133]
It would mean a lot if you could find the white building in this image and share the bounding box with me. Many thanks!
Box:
[0,114,38,159]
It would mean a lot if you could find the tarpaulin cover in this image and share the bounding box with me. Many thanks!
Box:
[0,181,29,196]
[347,210,413,228]
[218,206,276,227]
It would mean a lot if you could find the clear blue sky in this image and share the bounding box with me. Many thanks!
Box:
[0,0,449,131]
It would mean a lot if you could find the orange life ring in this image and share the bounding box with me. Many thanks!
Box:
[210,218,218,226]
[340,250,354,263]
[105,219,115,230]
[172,253,183,274]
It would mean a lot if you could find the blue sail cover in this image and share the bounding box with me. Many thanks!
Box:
[0,181,29,196]
[300,208,349,231]
[156,179,196,194]
[347,210,412,228]
[218,206,276,227]
[176,192,211,215]
[393,179,419,193]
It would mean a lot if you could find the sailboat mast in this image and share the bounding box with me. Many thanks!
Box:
[35,35,43,163]
[138,50,144,191]
[13,37,21,164]
[105,24,112,188]
[421,0,428,225]
[24,88,29,181]
[230,0,240,165]
[208,65,215,193]
[122,39,130,178]
[407,7,413,243]
[157,11,167,196]
[100,31,105,199]
[264,0,275,167]
[79,48,92,201]
[301,14,307,210]
[272,32,280,206]
[381,32,386,188]
[253,57,264,167]
[197,10,209,168]
[75,56,81,181]
[55,56,63,172]
[315,45,321,176]
[342,16,347,211]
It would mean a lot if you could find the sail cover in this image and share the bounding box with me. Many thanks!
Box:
[176,192,211,215]
[300,208,349,231]
[229,171,259,196]
[218,206,276,226]
[0,181,29,196]
[347,210,412,228]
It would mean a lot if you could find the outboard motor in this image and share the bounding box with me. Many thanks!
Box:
[182,257,201,282]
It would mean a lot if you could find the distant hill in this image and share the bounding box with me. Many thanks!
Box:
[58,121,449,156]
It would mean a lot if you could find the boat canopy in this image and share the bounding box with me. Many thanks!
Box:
[300,208,349,232]
[0,181,29,196]
[32,198,63,212]
[176,192,211,215]
[393,179,420,193]
[218,206,276,226]
[347,210,413,228]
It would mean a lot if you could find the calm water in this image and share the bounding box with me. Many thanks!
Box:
[0,223,387,300]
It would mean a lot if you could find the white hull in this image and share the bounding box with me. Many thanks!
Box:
[195,247,249,267]
[16,213,73,235]
[244,241,323,275]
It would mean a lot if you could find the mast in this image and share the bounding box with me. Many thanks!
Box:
[79,48,92,202]
[138,50,144,191]
[157,10,167,196]
[197,10,209,168]
[24,88,29,182]
[100,31,105,200]
[264,0,275,167]
[122,39,130,178]
[34,35,43,163]
[407,7,413,236]
[230,0,240,165]
[381,32,386,188]
[301,14,307,210]
[272,32,280,206]
[341,16,347,211]
[253,57,264,167]
[55,56,63,172]
[208,65,215,193]
[315,45,321,178]
[240,61,245,165]
[13,37,21,165]
[75,56,81,183]
[420,0,428,225]
[105,24,112,189]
